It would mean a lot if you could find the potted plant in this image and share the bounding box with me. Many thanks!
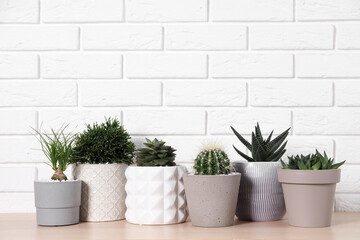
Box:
[278,150,345,227]
[125,138,188,225]
[70,118,135,222]
[33,125,81,226]
[231,123,290,221]
[183,147,241,227]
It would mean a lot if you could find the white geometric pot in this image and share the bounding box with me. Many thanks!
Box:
[125,165,188,225]
[72,163,128,222]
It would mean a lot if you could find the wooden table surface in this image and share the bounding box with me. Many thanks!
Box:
[0,213,359,240]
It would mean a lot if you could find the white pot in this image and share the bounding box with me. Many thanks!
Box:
[73,163,128,222]
[125,165,188,225]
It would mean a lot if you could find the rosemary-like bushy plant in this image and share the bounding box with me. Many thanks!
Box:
[70,118,135,164]
[32,124,75,181]
[281,150,345,170]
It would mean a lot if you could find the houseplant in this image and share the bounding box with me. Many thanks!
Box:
[231,123,290,221]
[183,147,241,227]
[278,150,345,227]
[70,117,135,222]
[125,138,188,225]
[33,125,81,226]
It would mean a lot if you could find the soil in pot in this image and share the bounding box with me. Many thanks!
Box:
[234,162,285,221]
[34,180,81,226]
[183,173,241,228]
[125,166,188,225]
[277,169,341,227]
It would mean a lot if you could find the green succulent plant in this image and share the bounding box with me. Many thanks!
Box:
[231,123,290,162]
[32,124,75,181]
[194,148,231,175]
[70,117,135,164]
[281,150,345,170]
[136,138,176,166]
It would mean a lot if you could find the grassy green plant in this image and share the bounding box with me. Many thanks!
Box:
[281,150,346,170]
[70,117,135,164]
[136,138,176,166]
[194,148,231,175]
[231,123,290,162]
[32,124,75,181]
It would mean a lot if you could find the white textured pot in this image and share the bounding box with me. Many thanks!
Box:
[72,163,128,222]
[125,166,188,225]
[233,162,286,221]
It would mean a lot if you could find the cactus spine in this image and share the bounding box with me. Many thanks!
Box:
[194,149,231,175]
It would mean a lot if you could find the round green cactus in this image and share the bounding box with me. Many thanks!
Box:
[194,149,231,175]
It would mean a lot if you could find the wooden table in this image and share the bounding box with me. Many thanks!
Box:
[0,213,359,240]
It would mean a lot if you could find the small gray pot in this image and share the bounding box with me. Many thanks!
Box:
[233,162,285,221]
[34,180,81,226]
[183,173,241,228]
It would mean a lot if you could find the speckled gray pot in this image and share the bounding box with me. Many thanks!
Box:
[34,180,81,226]
[233,162,285,221]
[183,173,241,228]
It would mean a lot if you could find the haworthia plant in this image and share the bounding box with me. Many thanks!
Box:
[281,150,346,170]
[231,123,290,162]
[136,138,176,166]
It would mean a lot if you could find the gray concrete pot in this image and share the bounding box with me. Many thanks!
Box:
[34,180,81,226]
[278,169,341,228]
[233,162,285,221]
[183,173,241,228]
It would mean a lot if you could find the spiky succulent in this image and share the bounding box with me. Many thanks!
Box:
[281,150,345,170]
[231,123,290,162]
[136,138,176,166]
[194,149,231,175]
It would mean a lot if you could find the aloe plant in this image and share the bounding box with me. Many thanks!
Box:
[281,150,345,170]
[231,123,290,162]
[32,124,75,181]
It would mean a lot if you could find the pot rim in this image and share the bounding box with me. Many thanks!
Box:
[34,179,81,184]
[72,163,129,166]
[127,165,184,168]
[184,172,241,178]
[277,168,341,184]
[233,161,281,164]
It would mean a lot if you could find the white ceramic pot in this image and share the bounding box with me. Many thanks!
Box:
[125,166,188,225]
[73,163,128,222]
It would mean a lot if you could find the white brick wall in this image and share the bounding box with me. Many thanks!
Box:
[250,24,334,50]
[82,26,162,50]
[0,0,39,23]
[0,55,39,78]
[0,26,79,51]
[0,0,359,213]
[210,53,293,78]
[126,53,207,78]
[165,25,247,50]
[42,0,124,23]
